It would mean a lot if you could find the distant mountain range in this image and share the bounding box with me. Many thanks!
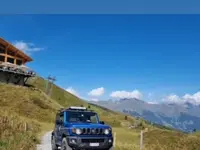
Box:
[91,98,200,132]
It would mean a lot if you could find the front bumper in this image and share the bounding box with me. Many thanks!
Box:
[67,136,113,149]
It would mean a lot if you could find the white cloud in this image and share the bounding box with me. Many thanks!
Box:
[164,91,200,105]
[147,101,158,105]
[88,87,105,97]
[110,90,143,99]
[183,92,200,104]
[165,94,181,103]
[90,98,99,102]
[65,87,79,97]
[13,41,44,55]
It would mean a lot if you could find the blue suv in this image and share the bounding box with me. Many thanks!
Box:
[51,106,114,150]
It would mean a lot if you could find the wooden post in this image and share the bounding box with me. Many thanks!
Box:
[140,130,143,150]
[24,122,27,131]
[114,132,116,148]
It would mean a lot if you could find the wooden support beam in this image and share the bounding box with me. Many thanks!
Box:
[24,77,29,85]
[5,44,10,62]
[14,49,18,65]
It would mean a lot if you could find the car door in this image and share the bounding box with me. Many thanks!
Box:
[56,112,64,144]
[54,113,60,142]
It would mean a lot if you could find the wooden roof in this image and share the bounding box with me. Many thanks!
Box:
[0,37,33,62]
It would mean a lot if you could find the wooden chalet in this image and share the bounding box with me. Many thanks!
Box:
[0,37,35,86]
[0,38,33,65]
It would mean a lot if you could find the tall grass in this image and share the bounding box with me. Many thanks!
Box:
[0,83,61,150]
[0,110,40,150]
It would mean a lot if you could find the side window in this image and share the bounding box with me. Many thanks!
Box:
[90,115,97,123]
[55,113,60,124]
[0,44,5,54]
[60,113,64,122]
[55,112,64,126]
[0,55,5,62]
[16,59,22,65]
[7,57,14,64]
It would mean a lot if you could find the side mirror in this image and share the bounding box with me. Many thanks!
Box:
[100,121,105,124]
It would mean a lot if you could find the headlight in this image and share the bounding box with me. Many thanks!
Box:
[75,128,82,135]
[72,128,82,135]
[104,129,110,135]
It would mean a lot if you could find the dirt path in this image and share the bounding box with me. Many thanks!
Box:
[36,131,52,150]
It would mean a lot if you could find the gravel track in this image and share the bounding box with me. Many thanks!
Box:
[37,131,53,150]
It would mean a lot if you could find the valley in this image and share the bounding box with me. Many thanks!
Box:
[0,77,200,150]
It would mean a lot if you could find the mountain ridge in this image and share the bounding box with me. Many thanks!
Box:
[92,98,200,132]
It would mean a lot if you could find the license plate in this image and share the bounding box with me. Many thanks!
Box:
[90,143,99,146]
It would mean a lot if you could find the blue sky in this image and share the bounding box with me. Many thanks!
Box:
[1,15,200,102]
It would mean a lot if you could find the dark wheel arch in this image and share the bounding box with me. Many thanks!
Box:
[61,137,72,150]
[51,134,59,150]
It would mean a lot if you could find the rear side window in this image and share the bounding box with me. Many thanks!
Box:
[16,59,22,65]
[55,113,60,123]
[7,57,14,64]
[0,44,5,54]
[60,113,64,122]
[0,55,5,62]
[55,112,64,125]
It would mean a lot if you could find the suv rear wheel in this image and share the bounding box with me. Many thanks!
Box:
[61,137,72,150]
[51,135,58,150]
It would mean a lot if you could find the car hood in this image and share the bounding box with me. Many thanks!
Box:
[67,123,111,128]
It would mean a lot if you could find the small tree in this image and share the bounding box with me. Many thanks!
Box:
[193,129,197,132]
[88,105,91,109]
[125,116,128,120]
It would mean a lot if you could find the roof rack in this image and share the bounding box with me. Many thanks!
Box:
[68,106,87,110]
[57,106,95,113]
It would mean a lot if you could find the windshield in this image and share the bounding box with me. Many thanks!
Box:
[67,111,99,123]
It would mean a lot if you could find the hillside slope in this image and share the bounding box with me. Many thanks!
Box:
[1,77,200,150]
[0,83,62,150]
[29,77,200,150]
[29,77,137,127]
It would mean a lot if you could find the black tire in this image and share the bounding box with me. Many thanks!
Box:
[51,135,58,150]
[61,138,72,150]
[108,147,114,150]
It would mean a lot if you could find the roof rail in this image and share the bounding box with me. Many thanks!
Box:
[57,106,96,112]
[68,106,87,110]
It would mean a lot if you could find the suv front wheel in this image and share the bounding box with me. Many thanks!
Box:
[51,135,58,150]
[61,138,72,150]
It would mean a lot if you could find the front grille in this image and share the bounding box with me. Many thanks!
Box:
[81,139,104,143]
[81,128,104,135]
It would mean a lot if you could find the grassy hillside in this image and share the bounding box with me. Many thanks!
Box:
[29,77,87,107]
[0,83,62,150]
[144,129,200,150]
[29,77,138,128]
[1,77,200,150]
